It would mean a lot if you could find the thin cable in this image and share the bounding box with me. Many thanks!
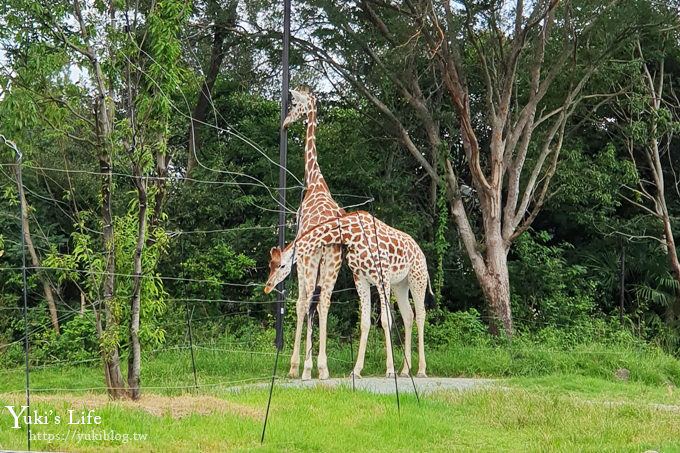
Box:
[117,52,303,214]
[0,265,260,288]
[354,212,400,412]
[23,376,271,393]
[366,209,420,404]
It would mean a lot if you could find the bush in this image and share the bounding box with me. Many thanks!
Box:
[425,308,488,347]
[32,314,99,364]
[510,230,599,329]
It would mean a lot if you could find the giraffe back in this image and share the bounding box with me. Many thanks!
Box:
[298,211,428,288]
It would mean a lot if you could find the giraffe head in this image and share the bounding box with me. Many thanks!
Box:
[264,245,295,293]
[282,86,314,130]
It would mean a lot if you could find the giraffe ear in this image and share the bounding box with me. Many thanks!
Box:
[270,246,281,260]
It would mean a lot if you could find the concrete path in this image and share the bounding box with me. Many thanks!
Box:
[229,376,494,395]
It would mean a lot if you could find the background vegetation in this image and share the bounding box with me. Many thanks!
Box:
[0,0,679,399]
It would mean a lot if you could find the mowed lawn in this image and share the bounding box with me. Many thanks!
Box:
[0,375,679,452]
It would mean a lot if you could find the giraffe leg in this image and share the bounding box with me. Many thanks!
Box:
[393,281,413,377]
[288,277,308,378]
[301,249,322,381]
[409,269,428,378]
[377,281,396,378]
[317,245,342,380]
[351,276,371,379]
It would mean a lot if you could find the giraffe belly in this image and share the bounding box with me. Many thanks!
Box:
[389,266,410,286]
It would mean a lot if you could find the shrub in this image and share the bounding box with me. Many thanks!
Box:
[425,308,488,347]
[32,314,98,364]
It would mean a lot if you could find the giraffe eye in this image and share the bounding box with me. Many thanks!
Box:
[279,264,285,269]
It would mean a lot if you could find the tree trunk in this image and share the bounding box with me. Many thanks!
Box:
[99,148,125,400]
[15,173,60,334]
[479,238,513,336]
[661,211,680,290]
[72,0,125,399]
[127,167,147,400]
[445,159,514,336]
[150,149,168,231]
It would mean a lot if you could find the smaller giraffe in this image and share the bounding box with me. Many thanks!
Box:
[265,211,431,378]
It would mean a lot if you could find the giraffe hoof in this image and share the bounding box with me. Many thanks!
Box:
[350,371,362,379]
[386,371,397,379]
[399,370,410,378]
[301,372,312,381]
[319,369,330,380]
[416,372,428,378]
[288,368,299,378]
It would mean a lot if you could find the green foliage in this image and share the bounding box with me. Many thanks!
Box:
[433,184,450,303]
[425,308,488,347]
[510,230,598,328]
[32,314,99,364]
[548,143,637,231]
[182,240,256,301]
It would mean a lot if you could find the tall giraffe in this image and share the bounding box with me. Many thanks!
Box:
[265,210,431,378]
[275,87,344,380]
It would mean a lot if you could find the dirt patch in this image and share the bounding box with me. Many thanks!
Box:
[0,392,261,420]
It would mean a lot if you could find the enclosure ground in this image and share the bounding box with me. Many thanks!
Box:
[1,374,679,453]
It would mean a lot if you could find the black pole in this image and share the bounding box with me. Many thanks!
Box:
[186,304,198,389]
[248,305,253,371]
[181,236,198,389]
[262,0,290,443]
[275,0,291,352]
[619,243,626,327]
[349,330,355,392]
[356,214,400,412]
[366,211,421,406]
[261,348,280,443]
[12,141,31,451]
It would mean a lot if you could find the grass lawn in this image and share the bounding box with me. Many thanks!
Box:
[1,336,679,452]
[0,374,678,452]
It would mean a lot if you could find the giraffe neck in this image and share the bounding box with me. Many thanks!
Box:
[304,101,329,192]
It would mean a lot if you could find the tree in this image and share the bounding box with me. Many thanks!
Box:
[1,0,188,399]
[618,34,680,308]
[284,0,643,335]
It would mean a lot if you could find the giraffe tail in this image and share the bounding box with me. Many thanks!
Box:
[425,273,435,310]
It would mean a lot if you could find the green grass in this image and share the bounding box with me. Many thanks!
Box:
[0,379,678,452]
[0,337,679,451]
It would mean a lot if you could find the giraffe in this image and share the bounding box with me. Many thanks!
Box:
[265,210,431,378]
[277,87,344,380]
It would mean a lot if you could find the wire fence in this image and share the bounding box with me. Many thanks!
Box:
[0,27,658,408]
